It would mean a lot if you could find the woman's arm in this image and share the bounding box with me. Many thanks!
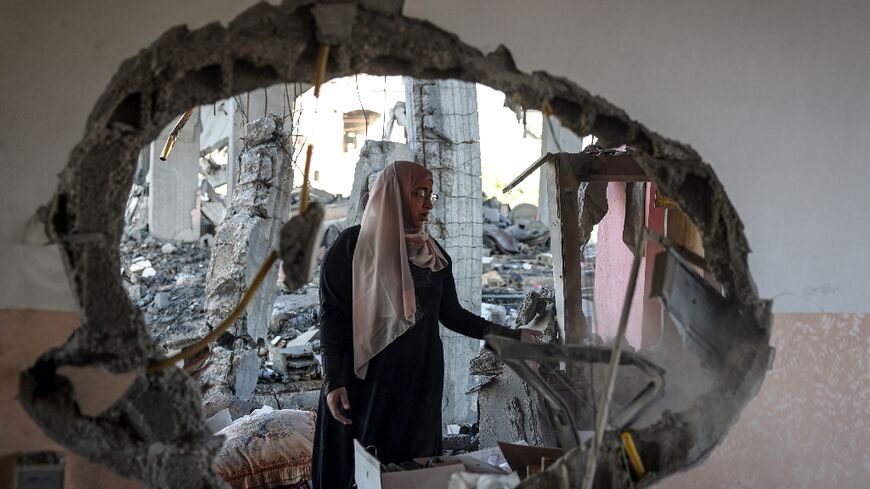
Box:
[438,262,522,340]
[319,228,358,394]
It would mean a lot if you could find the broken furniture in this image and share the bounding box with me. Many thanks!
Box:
[486,336,665,450]
[493,146,773,487]
[503,145,647,344]
[482,238,772,488]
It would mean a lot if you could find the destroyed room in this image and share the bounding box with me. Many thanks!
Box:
[1,1,868,489]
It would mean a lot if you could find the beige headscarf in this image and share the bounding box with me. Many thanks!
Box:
[351,161,448,379]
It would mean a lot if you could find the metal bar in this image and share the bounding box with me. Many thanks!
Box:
[582,239,644,489]
[502,152,556,193]
[562,152,648,182]
[159,109,194,161]
[485,335,665,433]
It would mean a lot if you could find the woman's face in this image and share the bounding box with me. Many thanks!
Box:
[405,179,434,229]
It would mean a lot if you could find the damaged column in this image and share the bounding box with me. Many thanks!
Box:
[227,85,305,201]
[405,77,484,426]
[200,115,294,401]
[147,108,201,241]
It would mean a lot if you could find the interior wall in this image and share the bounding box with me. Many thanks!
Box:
[0,310,142,489]
[1,0,868,487]
[658,313,869,489]
[3,0,870,312]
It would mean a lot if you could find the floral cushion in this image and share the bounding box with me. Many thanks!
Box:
[213,408,316,489]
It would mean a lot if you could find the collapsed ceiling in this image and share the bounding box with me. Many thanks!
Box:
[17,0,772,487]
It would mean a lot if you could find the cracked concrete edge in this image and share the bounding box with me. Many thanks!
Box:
[20,0,772,487]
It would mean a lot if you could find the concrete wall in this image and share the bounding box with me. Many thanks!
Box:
[1,1,868,487]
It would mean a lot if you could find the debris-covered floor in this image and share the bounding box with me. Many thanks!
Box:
[119,192,564,418]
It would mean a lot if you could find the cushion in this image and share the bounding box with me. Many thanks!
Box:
[213,407,316,489]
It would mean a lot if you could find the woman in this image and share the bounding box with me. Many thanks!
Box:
[311,161,537,489]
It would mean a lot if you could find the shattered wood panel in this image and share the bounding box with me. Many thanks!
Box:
[33,1,771,487]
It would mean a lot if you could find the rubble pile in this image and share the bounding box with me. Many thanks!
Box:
[120,234,324,396]
[120,234,212,349]
[482,196,550,255]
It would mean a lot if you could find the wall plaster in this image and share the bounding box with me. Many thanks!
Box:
[16,1,772,487]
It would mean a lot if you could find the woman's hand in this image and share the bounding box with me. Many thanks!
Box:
[520,328,543,343]
[326,387,352,425]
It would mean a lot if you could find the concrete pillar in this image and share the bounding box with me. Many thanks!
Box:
[539,115,584,225]
[147,108,200,241]
[201,115,295,401]
[404,77,483,426]
[344,140,416,228]
[227,84,307,201]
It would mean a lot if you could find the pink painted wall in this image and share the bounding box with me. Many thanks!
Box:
[658,313,870,488]
[592,183,665,349]
[0,310,143,489]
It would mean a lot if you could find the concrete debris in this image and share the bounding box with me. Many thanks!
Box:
[202,114,295,401]
[515,288,555,328]
[200,201,226,226]
[175,272,198,287]
[204,408,233,434]
[443,433,480,453]
[508,222,549,246]
[160,243,177,254]
[203,390,256,421]
[474,288,560,450]
[36,2,772,487]
[251,383,322,412]
[509,203,538,226]
[153,292,170,310]
[484,225,520,254]
[482,270,506,287]
[279,202,325,291]
[481,303,507,325]
[268,333,321,381]
[270,286,320,336]
[120,236,210,349]
[344,140,415,228]
[129,258,152,272]
[483,197,549,254]
[473,352,556,450]
[23,205,52,246]
[469,349,505,378]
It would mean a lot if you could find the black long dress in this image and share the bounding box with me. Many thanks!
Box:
[311,225,520,489]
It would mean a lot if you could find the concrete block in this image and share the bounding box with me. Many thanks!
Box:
[405,77,483,425]
[154,292,170,310]
[344,140,414,228]
[233,349,260,401]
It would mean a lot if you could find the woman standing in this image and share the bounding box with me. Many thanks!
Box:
[311,161,537,488]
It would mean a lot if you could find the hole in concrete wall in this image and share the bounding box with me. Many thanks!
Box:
[121,75,559,412]
[27,3,772,488]
[109,92,143,130]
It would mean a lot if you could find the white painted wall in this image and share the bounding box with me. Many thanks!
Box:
[3,0,869,312]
